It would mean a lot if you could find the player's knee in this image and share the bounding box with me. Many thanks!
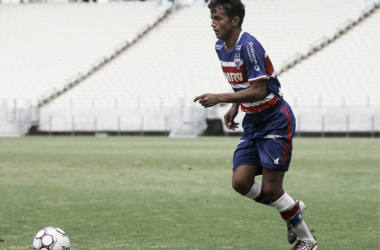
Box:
[262,185,274,199]
[262,184,283,201]
[232,178,253,195]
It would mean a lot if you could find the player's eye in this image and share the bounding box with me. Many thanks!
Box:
[211,15,220,21]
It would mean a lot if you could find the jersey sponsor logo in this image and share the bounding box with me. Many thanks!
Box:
[224,72,243,82]
[246,42,258,64]
[215,44,223,50]
[236,44,242,51]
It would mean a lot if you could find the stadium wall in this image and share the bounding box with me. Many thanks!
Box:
[213,106,380,137]
[31,105,380,137]
[35,106,202,135]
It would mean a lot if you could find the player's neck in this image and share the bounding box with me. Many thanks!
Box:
[224,28,242,52]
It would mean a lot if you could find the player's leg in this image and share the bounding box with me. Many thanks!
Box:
[261,167,285,201]
[232,137,272,205]
[255,101,316,248]
[262,167,316,247]
[232,164,272,204]
[232,164,259,195]
[233,165,271,205]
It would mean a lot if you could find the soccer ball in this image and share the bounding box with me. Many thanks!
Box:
[33,227,70,250]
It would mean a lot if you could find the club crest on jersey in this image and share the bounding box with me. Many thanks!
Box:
[234,53,243,70]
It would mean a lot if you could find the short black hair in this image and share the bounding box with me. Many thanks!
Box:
[208,0,245,28]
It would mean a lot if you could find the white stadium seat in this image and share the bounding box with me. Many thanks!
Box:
[0,1,166,105]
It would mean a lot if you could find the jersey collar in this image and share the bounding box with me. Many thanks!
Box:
[224,31,245,53]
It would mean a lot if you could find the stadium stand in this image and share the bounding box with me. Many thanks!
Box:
[0,1,167,104]
[0,0,379,136]
[280,7,380,108]
[0,0,169,135]
[45,0,377,108]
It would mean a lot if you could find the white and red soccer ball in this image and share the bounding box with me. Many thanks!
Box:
[33,227,70,250]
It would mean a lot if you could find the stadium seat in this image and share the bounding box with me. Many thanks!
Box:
[0,1,166,104]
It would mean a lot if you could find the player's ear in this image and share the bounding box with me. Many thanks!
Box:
[232,16,240,27]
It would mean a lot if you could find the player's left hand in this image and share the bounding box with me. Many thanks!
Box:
[194,93,220,108]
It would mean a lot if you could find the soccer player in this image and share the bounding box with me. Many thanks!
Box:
[194,1,318,249]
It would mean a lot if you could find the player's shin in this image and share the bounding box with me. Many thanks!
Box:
[272,192,315,243]
[243,182,271,205]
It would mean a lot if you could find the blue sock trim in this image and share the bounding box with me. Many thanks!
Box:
[286,211,303,228]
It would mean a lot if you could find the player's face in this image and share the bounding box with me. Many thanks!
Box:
[211,8,234,41]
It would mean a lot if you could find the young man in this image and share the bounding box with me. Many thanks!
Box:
[194,0,318,249]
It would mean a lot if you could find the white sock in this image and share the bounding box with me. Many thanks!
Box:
[243,182,261,199]
[272,192,315,243]
[243,182,271,205]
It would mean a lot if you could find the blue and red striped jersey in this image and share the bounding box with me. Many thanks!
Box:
[215,31,283,113]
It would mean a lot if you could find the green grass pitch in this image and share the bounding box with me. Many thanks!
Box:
[0,136,378,250]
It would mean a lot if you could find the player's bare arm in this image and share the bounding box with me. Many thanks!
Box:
[194,80,266,108]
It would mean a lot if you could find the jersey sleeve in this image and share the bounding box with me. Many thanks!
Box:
[241,40,267,83]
